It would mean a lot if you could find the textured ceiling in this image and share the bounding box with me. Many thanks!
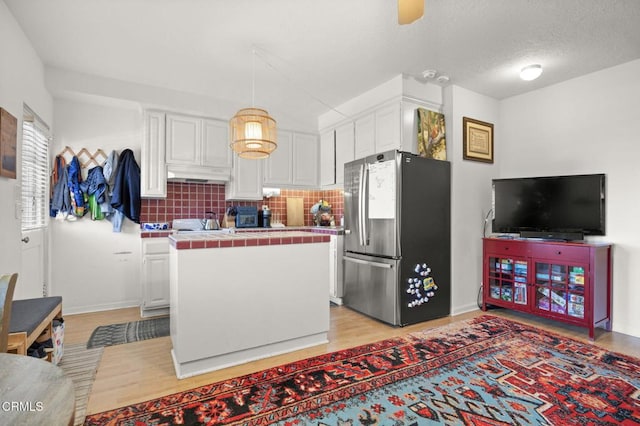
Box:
[5,0,640,129]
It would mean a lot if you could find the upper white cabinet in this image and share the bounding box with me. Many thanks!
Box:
[141,111,167,198]
[264,131,293,185]
[320,130,335,186]
[166,114,201,165]
[354,113,375,159]
[292,132,319,187]
[225,155,264,200]
[202,118,233,168]
[265,130,318,188]
[354,102,401,159]
[374,102,401,153]
[165,113,232,182]
[334,122,355,186]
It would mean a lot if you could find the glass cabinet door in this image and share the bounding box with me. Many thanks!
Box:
[534,261,585,319]
[488,257,528,305]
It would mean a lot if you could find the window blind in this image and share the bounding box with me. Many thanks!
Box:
[21,105,50,231]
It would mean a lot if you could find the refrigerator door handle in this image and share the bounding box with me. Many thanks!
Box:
[358,164,366,246]
[362,165,369,246]
[344,256,393,269]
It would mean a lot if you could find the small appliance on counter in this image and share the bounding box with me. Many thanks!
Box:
[258,205,272,228]
[235,206,258,228]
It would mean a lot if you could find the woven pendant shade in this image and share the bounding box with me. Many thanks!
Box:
[398,0,424,25]
[230,108,277,159]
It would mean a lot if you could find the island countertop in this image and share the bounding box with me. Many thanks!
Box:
[168,229,334,249]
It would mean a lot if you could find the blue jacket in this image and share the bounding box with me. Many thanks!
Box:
[110,149,141,224]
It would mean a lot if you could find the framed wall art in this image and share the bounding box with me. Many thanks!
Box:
[417,108,447,160]
[0,108,18,179]
[462,116,493,163]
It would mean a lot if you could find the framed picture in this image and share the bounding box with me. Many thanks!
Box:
[0,108,18,179]
[463,117,493,163]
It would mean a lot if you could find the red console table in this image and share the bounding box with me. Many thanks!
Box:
[482,237,612,340]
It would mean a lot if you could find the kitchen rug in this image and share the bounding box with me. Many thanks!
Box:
[83,315,640,425]
[86,317,169,349]
[57,342,104,426]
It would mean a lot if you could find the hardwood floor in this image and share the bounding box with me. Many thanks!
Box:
[63,305,640,416]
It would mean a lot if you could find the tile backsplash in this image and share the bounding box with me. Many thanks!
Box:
[140,182,344,227]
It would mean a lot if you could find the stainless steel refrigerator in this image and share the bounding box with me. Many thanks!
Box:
[343,150,451,326]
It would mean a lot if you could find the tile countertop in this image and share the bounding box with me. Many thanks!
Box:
[141,226,344,239]
[169,230,332,250]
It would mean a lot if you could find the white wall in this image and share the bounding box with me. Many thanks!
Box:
[499,59,640,338]
[445,85,500,315]
[0,2,53,296]
[50,98,143,313]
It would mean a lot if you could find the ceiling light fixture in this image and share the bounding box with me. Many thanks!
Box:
[398,0,424,25]
[520,64,543,81]
[230,48,277,159]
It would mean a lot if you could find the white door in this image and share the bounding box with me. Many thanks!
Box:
[19,226,46,299]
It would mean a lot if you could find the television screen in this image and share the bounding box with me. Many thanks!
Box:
[492,174,605,238]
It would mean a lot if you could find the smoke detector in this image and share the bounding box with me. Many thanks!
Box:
[421,69,437,79]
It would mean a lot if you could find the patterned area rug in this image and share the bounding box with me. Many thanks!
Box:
[86,317,169,349]
[57,342,104,426]
[83,315,640,425]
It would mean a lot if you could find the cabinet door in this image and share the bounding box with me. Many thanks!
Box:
[320,130,335,186]
[264,130,293,185]
[166,114,200,165]
[532,261,587,321]
[354,113,375,159]
[375,102,401,153]
[292,132,318,187]
[486,256,529,307]
[142,254,170,309]
[226,156,263,200]
[202,118,232,168]
[334,122,354,186]
[141,111,167,198]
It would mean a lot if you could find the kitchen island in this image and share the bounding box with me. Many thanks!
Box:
[168,230,330,378]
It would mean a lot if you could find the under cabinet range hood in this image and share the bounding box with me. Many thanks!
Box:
[167,164,231,183]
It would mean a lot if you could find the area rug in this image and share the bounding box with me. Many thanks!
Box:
[86,317,169,349]
[83,315,640,425]
[57,342,104,426]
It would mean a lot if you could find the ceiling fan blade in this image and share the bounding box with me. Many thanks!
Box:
[398,0,424,25]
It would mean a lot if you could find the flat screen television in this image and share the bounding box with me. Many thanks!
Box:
[492,174,605,240]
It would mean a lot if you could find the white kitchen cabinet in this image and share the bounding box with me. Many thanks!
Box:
[141,111,167,198]
[264,131,318,188]
[320,130,335,186]
[165,113,232,181]
[334,122,355,186]
[166,114,201,165]
[374,102,401,153]
[141,238,170,317]
[264,130,293,185]
[354,113,375,159]
[329,234,344,305]
[202,118,233,168]
[353,103,402,159]
[292,132,319,186]
[225,155,264,200]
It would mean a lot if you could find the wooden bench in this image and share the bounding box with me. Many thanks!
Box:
[7,296,63,362]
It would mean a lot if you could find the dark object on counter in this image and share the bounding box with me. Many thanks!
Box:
[258,208,271,228]
[235,206,258,228]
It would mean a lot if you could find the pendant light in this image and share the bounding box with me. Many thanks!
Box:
[230,48,277,159]
[398,0,424,25]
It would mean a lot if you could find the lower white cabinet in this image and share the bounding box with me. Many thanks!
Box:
[329,234,344,305]
[141,238,170,317]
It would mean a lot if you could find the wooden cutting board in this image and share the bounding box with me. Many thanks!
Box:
[286,197,304,226]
